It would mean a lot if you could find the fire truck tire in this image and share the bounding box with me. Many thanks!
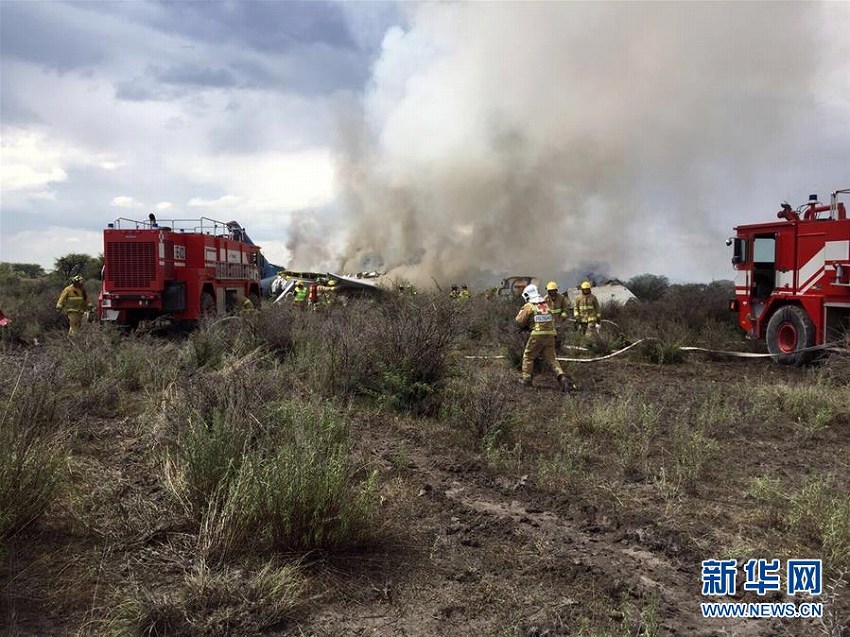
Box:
[765,305,815,366]
[200,291,216,317]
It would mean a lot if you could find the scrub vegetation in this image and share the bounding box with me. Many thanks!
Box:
[1,270,848,636]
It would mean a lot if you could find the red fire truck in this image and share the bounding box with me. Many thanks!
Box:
[730,189,850,364]
[99,215,262,327]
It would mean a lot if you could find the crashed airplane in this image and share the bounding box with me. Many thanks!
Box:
[268,271,386,303]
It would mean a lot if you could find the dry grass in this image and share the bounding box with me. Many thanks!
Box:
[2,274,849,635]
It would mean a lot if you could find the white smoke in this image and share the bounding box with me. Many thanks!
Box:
[332,2,847,285]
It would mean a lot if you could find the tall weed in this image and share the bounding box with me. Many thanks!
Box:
[0,365,66,540]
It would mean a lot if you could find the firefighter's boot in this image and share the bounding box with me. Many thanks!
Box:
[557,374,572,394]
[519,377,532,388]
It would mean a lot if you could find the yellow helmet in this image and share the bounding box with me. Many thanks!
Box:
[546,281,558,291]
[328,279,337,287]
[296,280,303,286]
[581,281,592,290]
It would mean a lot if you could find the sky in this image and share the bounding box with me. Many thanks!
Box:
[1,1,848,285]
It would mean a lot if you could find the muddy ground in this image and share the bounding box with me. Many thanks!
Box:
[3,354,849,636]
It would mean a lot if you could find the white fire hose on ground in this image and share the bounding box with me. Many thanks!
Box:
[464,338,848,363]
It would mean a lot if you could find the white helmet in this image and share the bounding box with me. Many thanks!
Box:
[521,284,544,303]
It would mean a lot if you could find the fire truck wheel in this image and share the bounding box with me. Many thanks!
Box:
[200,292,216,317]
[765,305,815,366]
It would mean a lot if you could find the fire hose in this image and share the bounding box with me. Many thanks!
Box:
[464,339,849,363]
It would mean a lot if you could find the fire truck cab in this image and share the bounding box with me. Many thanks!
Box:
[730,189,850,364]
[99,215,262,327]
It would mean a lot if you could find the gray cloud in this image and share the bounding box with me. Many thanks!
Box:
[142,1,358,54]
[0,2,106,72]
[155,63,238,88]
[3,0,847,283]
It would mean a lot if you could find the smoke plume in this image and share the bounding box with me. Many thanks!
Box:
[330,3,843,285]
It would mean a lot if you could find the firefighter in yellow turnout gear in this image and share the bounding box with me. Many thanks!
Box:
[515,284,571,392]
[545,281,570,351]
[316,278,339,307]
[574,280,601,339]
[56,275,89,335]
[292,280,308,310]
[241,296,259,317]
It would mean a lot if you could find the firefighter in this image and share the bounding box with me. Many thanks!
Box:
[574,280,601,340]
[315,278,338,307]
[323,279,339,305]
[449,284,459,299]
[293,280,308,310]
[241,296,259,317]
[545,281,570,351]
[56,275,89,335]
[459,284,471,300]
[515,283,571,392]
[308,281,319,309]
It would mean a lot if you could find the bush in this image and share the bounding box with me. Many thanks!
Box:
[0,273,68,346]
[111,562,304,637]
[164,393,381,560]
[442,367,520,448]
[611,280,743,354]
[668,420,718,492]
[745,475,850,571]
[182,318,266,371]
[459,296,517,344]
[787,477,850,571]
[627,274,669,302]
[287,295,458,414]
[635,339,686,365]
[0,367,66,540]
[253,304,296,359]
[752,382,846,439]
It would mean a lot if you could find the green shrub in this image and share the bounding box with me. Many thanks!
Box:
[753,383,845,438]
[165,397,381,560]
[537,440,594,493]
[668,421,718,492]
[442,367,520,448]
[460,296,516,343]
[614,402,660,479]
[253,304,296,359]
[570,395,660,479]
[787,477,850,571]
[0,273,95,346]
[635,339,686,365]
[610,280,742,354]
[288,295,457,414]
[746,474,788,528]
[0,370,66,540]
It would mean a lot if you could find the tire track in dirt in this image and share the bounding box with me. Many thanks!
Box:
[440,477,773,636]
[307,412,806,636]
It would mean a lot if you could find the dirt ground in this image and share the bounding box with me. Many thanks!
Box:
[3,355,849,636]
